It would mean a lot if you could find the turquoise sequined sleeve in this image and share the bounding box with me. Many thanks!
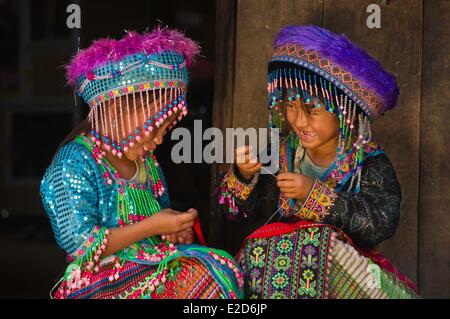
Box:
[40,142,108,262]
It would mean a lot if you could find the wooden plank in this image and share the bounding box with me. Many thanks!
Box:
[209,0,238,247]
[419,0,450,298]
[211,0,238,178]
[233,0,324,130]
[280,0,324,26]
[232,0,282,130]
[323,0,423,284]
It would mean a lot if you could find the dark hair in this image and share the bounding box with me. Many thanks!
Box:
[52,118,91,161]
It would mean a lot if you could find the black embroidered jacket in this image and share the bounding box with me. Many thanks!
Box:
[214,146,401,252]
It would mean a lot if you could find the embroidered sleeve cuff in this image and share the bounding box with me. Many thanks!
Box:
[67,225,110,265]
[294,179,337,222]
[225,165,258,201]
[218,165,258,220]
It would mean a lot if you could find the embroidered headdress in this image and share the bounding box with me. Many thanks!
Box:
[268,25,399,191]
[66,27,200,158]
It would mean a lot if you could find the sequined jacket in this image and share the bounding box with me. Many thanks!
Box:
[40,139,170,256]
[216,141,401,249]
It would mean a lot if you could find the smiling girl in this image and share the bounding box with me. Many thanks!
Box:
[40,28,243,299]
[217,25,419,299]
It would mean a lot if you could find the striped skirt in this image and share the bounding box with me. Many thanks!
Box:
[52,245,244,299]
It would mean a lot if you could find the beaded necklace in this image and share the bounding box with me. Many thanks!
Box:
[75,135,166,238]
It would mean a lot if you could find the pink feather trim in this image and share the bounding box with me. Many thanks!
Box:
[66,26,200,86]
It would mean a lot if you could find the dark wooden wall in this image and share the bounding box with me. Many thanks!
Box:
[211,0,450,298]
[419,0,450,299]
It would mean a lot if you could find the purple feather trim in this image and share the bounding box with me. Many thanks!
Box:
[66,26,200,85]
[274,25,399,111]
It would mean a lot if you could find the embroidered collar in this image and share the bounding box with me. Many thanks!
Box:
[276,134,384,216]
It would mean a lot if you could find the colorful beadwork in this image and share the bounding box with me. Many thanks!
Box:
[218,166,257,219]
[67,225,110,264]
[270,44,382,121]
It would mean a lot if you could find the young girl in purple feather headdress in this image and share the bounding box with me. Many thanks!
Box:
[40,27,244,299]
[217,25,419,299]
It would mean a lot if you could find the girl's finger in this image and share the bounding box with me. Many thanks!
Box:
[236,151,250,163]
[277,181,296,188]
[177,233,186,244]
[248,151,258,163]
[279,189,296,196]
[280,185,297,192]
[235,150,250,159]
[235,146,250,158]
[280,190,296,196]
[276,172,296,181]
[179,211,197,223]
[186,208,197,213]
[244,162,262,171]
[235,145,250,155]
[165,234,177,243]
[182,221,195,229]
[236,146,259,164]
[185,233,194,244]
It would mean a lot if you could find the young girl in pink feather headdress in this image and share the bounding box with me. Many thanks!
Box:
[40,27,243,299]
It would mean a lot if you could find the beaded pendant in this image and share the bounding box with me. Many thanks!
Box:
[76,135,167,228]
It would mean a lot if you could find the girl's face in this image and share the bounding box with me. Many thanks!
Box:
[116,97,179,162]
[285,96,339,150]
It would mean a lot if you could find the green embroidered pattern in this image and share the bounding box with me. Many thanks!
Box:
[241,225,332,299]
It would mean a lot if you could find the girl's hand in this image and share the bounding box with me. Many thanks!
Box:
[276,172,315,200]
[235,145,262,180]
[162,228,194,245]
[148,208,197,236]
[160,208,197,243]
